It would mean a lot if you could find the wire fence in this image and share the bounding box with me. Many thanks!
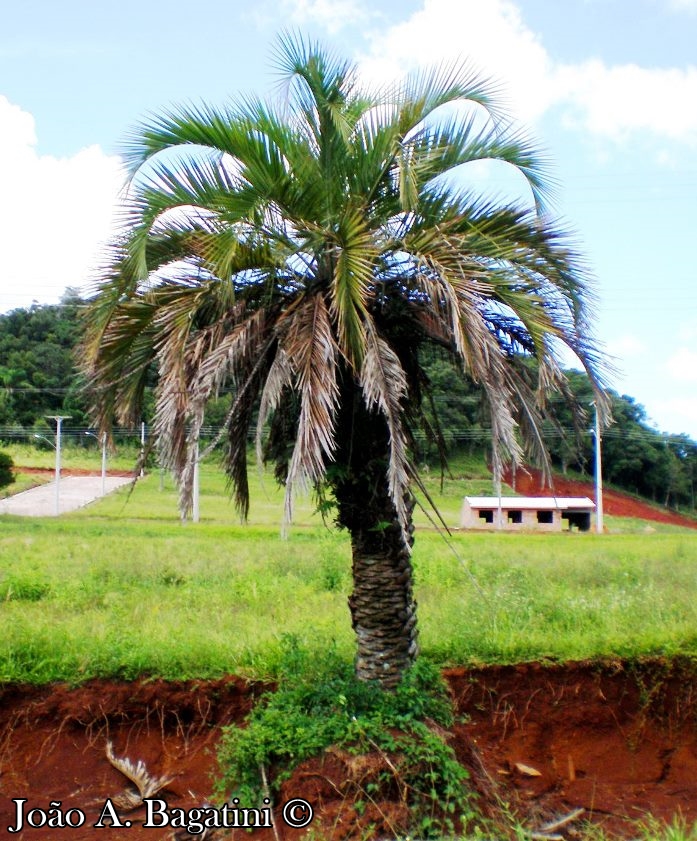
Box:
[0,426,222,446]
[1,424,695,447]
[0,425,590,447]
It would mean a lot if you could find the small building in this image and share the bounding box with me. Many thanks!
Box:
[461,496,595,532]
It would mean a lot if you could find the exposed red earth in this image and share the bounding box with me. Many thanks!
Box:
[18,467,134,478]
[503,466,697,530]
[3,662,697,839]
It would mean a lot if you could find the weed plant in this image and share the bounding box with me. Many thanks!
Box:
[216,642,476,838]
[561,816,697,841]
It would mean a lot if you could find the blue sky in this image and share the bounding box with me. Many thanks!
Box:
[1,0,696,437]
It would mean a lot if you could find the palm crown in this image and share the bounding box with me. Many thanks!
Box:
[84,36,605,686]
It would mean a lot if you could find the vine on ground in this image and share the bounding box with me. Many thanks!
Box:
[215,641,477,837]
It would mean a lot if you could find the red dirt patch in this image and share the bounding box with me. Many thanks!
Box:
[0,677,265,840]
[448,660,697,837]
[17,467,134,478]
[504,466,697,530]
[3,662,697,839]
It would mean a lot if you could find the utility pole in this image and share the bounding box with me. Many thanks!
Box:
[192,439,200,523]
[593,402,604,534]
[45,416,71,516]
[100,432,107,496]
[140,421,146,477]
[85,431,107,496]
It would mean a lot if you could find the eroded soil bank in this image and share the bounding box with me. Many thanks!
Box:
[502,466,697,530]
[2,660,697,839]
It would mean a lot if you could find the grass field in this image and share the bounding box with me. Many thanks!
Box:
[1,447,696,684]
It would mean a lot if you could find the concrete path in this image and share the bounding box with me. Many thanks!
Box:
[0,475,133,517]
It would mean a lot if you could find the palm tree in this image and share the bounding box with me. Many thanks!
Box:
[83,36,606,688]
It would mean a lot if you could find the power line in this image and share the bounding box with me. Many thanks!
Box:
[2,425,694,448]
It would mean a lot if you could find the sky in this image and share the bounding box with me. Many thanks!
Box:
[1,0,696,438]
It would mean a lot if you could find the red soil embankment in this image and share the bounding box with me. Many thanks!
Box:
[504,466,697,530]
[3,662,697,839]
[18,466,134,478]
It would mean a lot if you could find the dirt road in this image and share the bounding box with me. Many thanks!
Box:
[0,475,133,517]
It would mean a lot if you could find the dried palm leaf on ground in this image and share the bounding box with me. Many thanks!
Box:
[527,807,585,839]
[105,740,175,811]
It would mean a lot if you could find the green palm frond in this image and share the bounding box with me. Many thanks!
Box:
[384,59,501,136]
[406,116,554,211]
[274,32,359,144]
[83,296,159,430]
[123,100,241,175]
[329,208,378,366]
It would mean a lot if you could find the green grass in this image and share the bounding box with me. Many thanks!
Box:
[2,441,146,473]
[1,450,697,684]
[0,471,48,498]
[547,817,697,841]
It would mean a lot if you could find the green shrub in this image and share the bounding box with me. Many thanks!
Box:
[0,574,51,602]
[215,640,475,837]
[0,450,15,490]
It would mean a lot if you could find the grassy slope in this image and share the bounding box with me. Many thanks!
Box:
[1,449,696,684]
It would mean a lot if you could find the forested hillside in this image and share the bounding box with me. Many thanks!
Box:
[0,291,89,428]
[1,298,695,511]
[421,357,696,510]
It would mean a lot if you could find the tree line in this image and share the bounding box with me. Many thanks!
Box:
[422,356,696,509]
[0,295,695,511]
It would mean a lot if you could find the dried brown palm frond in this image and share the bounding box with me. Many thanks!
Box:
[359,322,410,541]
[154,306,269,518]
[283,292,339,525]
[255,347,293,468]
[105,741,174,811]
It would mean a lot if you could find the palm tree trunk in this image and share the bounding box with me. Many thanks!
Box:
[348,495,419,688]
[333,390,419,689]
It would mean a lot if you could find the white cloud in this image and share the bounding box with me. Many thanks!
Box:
[555,61,697,142]
[0,97,36,153]
[0,96,124,313]
[262,0,697,146]
[358,0,555,124]
[356,0,697,145]
[668,0,697,12]
[666,347,697,382]
[274,0,370,34]
[606,334,646,359]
